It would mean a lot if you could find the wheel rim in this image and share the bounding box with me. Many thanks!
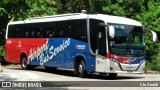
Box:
[22,57,26,68]
[78,63,83,74]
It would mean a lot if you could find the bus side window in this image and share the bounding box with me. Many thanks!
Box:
[70,19,87,42]
[16,28,20,38]
[31,31,36,37]
[48,28,55,38]
[45,30,50,38]
[37,27,43,38]
[49,30,55,38]
[37,31,41,37]
[25,32,29,37]
[60,31,65,37]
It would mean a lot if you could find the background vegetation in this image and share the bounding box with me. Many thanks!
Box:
[0,0,160,70]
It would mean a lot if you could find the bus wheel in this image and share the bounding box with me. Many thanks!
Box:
[78,60,87,78]
[20,55,33,70]
[109,73,117,79]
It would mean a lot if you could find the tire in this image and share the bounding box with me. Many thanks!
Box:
[74,68,79,76]
[78,60,87,78]
[109,73,117,79]
[20,55,34,70]
[74,62,78,76]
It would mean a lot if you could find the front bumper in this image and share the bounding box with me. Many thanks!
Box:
[109,60,145,74]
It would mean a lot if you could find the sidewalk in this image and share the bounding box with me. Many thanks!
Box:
[144,69,160,74]
[145,70,160,74]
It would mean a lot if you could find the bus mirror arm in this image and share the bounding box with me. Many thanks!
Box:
[144,28,157,42]
[99,23,107,27]
[99,23,115,39]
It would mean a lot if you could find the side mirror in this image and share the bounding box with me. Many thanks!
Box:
[150,30,157,42]
[99,23,115,38]
[108,26,115,39]
[144,29,157,42]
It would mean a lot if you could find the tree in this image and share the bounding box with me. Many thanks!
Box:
[26,0,62,17]
[102,0,144,19]
[136,0,160,31]
[0,0,62,20]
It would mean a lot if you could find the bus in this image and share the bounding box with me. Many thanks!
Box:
[5,13,157,78]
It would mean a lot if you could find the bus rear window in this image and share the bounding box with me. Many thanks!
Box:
[8,25,18,38]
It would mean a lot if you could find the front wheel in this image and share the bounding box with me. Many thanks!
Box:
[78,60,87,78]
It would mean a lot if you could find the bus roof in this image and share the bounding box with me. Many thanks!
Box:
[8,13,142,26]
[89,14,142,26]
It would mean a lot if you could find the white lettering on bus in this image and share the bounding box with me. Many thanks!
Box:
[28,38,70,65]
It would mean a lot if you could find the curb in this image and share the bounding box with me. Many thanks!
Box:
[145,70,160,74]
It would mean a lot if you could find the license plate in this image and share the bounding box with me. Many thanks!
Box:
[127,70,133,73]
[126,66,134,70]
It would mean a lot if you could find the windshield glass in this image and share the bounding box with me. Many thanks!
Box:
[108,23,145,57]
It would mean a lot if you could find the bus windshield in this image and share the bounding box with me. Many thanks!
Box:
[109,23,145,57]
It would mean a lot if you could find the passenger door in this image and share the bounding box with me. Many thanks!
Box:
[95,27,107,72]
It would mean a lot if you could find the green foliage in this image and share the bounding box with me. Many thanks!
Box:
[145,36,160,62]
[2,0,11,4]
[63,0,90,13]
[0,0,61,20]
[26,0,62,17]
[0,0,29,20]
[102,0,144,19]
[0,46,4,56]
[136,0,160,31]
[146,55,160,71]
[2,0,19,4]
[0,8,6,16]
[0,46,5,63]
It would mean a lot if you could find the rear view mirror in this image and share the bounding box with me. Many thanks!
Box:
[108,26,115,39]
[99,23,115,38]
[144,29,157,42]
[150,30,157,42]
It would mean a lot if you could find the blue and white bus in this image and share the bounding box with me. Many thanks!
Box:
[5,13,157,78]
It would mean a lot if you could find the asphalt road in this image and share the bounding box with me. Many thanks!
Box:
[0,65,160,90]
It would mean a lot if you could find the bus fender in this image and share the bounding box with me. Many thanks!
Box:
[74,54,86,69]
